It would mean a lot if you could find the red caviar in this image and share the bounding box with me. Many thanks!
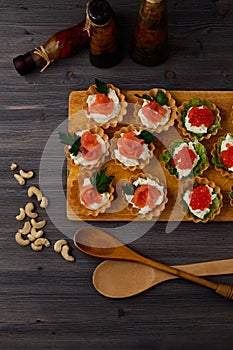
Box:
[187,105,215,128]
[220,145,233,169]
[189,185,212,211]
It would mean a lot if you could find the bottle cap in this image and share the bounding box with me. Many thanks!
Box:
[88,0,113,25]
[13,52,37,76]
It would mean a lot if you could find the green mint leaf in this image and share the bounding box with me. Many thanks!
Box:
[122,183,136,195]
[137,130,155,144]
[90,168,114,194]
[156,90,168,105]
[95,79,109,95]
[59,132,81,157]
[135,93,153,102]
[69,137,81,157]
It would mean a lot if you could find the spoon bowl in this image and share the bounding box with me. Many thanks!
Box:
[93,259,233,298]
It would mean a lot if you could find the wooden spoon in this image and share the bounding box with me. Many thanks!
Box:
[93,259,233,298]
[74,227,233,301]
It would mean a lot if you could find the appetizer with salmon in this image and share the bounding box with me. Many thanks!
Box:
[60,127,109,168]
[111,125,155,171]
[177,97,221,140]
[79,168,114,216]
[83,79,127,128]
[134,88,177,133]
[211,133,233,178]
[122,173,167,220]
[179,177,222,223]
[161,139,209,178]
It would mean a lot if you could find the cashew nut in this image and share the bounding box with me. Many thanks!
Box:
[15,208,26,221]
[25,202,38,219]
[27,234,36,242]
[14,173,25,186]
[54,239,68,253]
[61,244,75,262]
[28,186,42,202]
[31,242,43,251]
[40,196,48,208]
[18,221,31,235]
[10,162,18,171]
[34,238,50,248]
[15,232,30,247]
[31,218,46,229]
[30,227,44,239]
[19,169,34,179]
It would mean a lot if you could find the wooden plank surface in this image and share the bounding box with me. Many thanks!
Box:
[68,90,233,221]
[1,0,233,349]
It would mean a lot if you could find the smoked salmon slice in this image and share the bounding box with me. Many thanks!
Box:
[132,184,161,209]
[88,93,114,115]
[80,131,102,161]
[173,145,197,170]
[80,183,102,206]
[142,101,167,124]
[118,131,144,159]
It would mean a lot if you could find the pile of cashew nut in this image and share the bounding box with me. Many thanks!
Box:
[13,163,75,262]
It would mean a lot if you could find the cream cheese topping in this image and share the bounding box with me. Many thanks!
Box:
[86,88,120,123]
[183,185,216,219]
[125,177,164,215]
[114,131,151,167]
[172,141,200,178]
[185,106,208,134]
[138,100,171,129]
[80,178,110,210]
[69,130,106,166]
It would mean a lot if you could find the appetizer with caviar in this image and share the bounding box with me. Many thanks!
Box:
[179,177,223,223]
[177,97,221,140]
[83,79,127,128]
[111,125,155,171]
[161,139,209,178]
[134,88,177,133]
[122,173,167,220]
[77,168,114,216]
[211,133,233,178]
[60,127,109,169]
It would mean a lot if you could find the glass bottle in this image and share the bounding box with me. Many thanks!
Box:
[86,0,121,68]
[13,20,89,75]
[131,0,169,66]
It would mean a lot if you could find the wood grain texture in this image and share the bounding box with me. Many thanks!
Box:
[1,0,233,349]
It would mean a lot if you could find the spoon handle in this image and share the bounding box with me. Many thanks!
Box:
[137,255,233,300]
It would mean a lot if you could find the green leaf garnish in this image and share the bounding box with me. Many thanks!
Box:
[59,132,81,157]
[137,130,155,144]
[95,78,109,96]
[90,168,114,194]
[155,90,168,105]
[229,191,233,199]
[122,183,136,196]
[135,90,168,106]
[135,93,153,102]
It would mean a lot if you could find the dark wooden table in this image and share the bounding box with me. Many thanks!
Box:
[1,1,233,349]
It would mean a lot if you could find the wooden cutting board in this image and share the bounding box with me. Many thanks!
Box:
[67,90,233,222]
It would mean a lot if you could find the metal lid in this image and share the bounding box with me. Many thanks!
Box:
[88,0,113,25]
